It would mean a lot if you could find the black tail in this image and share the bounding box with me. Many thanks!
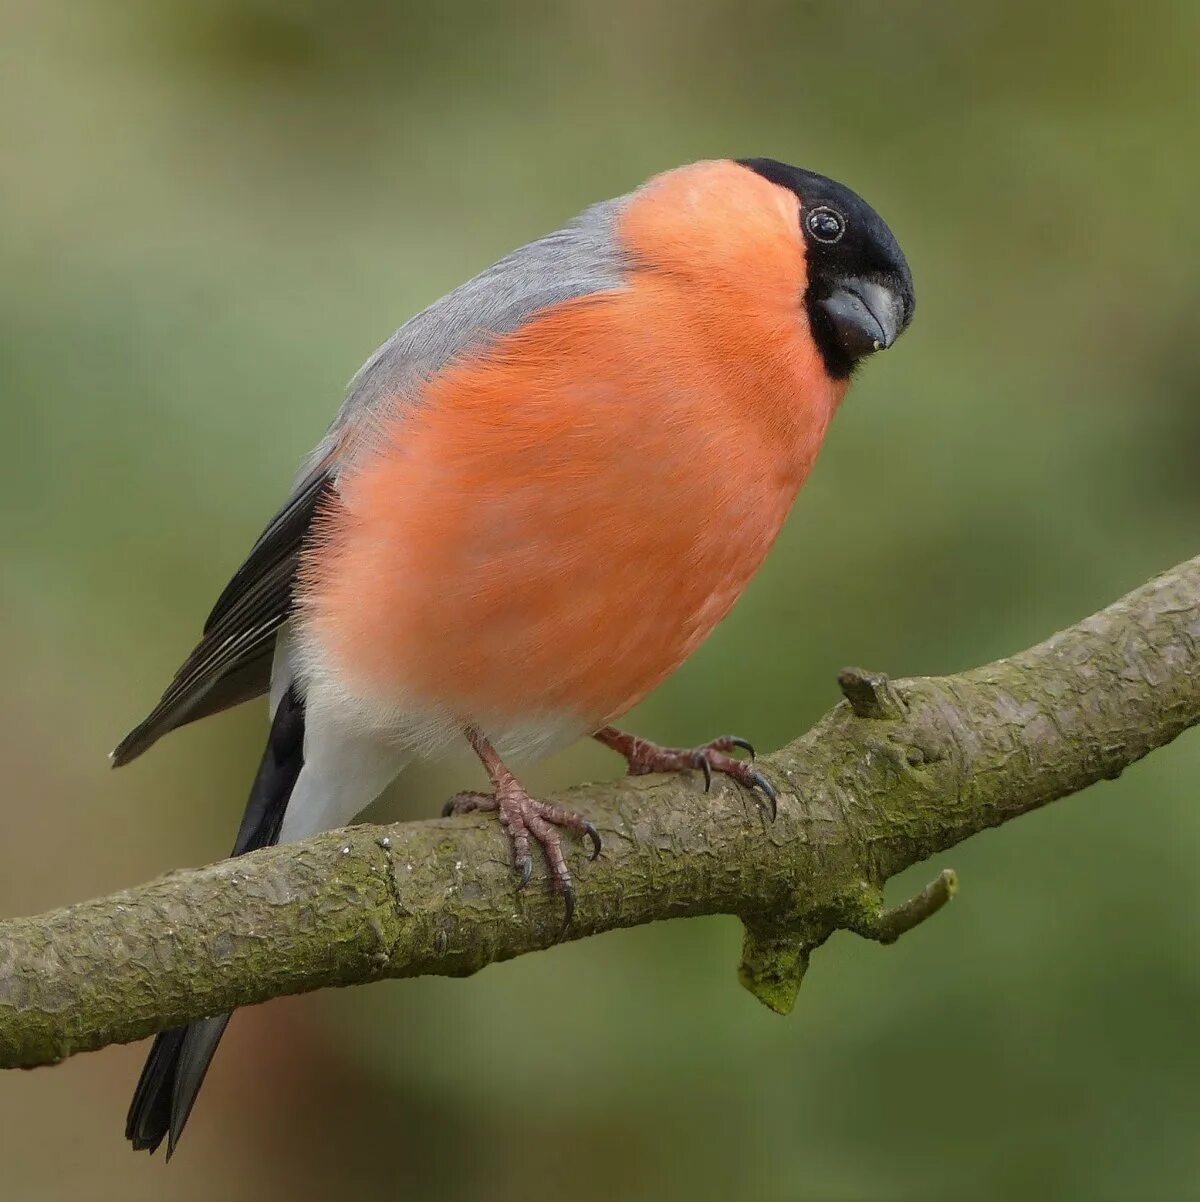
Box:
[125,686,306,1157]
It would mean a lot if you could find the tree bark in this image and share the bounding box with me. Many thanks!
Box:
[1,555,1197,1070]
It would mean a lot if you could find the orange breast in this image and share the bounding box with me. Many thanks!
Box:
[299,169,845,734]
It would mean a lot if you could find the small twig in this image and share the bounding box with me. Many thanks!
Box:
[849,870,959,945]
[837,667,907,720]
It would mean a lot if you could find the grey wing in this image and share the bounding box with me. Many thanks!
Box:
[110,196,628,767]
[323,197,627,447]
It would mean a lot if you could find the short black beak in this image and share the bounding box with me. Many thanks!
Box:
[817,279,907,360]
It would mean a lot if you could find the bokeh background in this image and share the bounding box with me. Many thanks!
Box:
[3,1,1198,1198]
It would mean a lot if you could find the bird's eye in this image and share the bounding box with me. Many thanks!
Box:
[806,207,845,243]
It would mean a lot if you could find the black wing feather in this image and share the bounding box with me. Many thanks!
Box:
[205,461,333,632]
[126,687,306,1156]
[111,465,333,767]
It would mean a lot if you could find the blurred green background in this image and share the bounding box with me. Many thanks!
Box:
[3,1,1198,1198]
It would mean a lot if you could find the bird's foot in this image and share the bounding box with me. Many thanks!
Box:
[593,725,778,820]
[442,781,601,933]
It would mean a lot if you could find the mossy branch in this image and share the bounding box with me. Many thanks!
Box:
[1,555,1198,1069]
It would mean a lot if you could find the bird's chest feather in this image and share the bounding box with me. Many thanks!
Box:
[298,285,841,738]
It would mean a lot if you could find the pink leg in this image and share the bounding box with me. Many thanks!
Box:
[593,725,778,820]
[442,727,601,931]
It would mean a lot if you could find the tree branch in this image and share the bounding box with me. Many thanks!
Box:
[2,556,1198,1069]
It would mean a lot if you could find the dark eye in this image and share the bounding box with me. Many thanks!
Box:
[806,207,845,243]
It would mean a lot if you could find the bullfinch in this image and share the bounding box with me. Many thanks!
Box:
[114,157,915,1155]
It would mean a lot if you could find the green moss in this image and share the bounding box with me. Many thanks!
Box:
[738,922,813,1015]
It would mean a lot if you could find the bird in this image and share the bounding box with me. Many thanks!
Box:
[114,156,915,1156]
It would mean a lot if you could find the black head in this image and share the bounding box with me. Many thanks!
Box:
[738,158,916,379]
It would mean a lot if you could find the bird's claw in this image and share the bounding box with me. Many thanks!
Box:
[583,821,603,861]
[557,884,576,942]
[440,791,495,818]
[441,784,598,931]
[700,751,777,820]
[745,767,778,822]
[597,727,777,820]
[515,855,534,890]
[728,735,756,761]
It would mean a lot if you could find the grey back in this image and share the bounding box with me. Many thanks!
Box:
[313,194,630,476]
